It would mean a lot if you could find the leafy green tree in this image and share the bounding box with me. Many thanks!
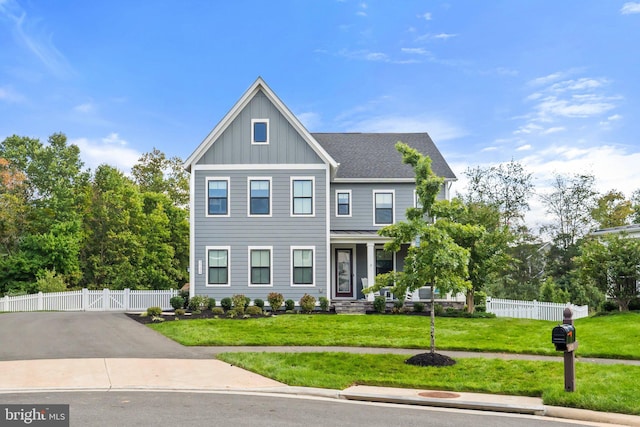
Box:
[131,148,189,207]
[591,190,633,229]
[575,233,640,311]
[463,160,534,231]
[432,199,514,312]
[365,142,473,355]
[538,278,570,303]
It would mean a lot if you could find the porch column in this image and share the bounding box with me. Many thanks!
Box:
[367,242,375,288]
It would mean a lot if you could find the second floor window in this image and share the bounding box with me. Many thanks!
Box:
[251,119,269,144]
[336,191,351,216]
[207,179,228,216]
[374,191,394,225]
[292,179,313,215]
[249,179,270,215]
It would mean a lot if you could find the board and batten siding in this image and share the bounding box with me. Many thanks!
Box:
[196,91,323,165]
[193,168,328,303]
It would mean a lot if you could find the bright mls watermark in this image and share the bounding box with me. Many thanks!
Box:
[1,405,69,426]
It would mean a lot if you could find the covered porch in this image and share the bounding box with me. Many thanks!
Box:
[329,231,465,303]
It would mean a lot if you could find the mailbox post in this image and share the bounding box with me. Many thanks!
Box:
[551,307,578,392]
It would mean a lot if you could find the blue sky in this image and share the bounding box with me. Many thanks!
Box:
[1,1,639,227]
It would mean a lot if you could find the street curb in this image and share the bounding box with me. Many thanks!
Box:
[544,405,640,427]
[339,390,545,415]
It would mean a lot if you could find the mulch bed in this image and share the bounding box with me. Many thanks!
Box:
[405,352,457,367]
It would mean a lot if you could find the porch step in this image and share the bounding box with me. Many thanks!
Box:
[333,301,366,314]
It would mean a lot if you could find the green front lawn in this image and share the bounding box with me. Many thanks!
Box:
[150,311,640,359]
[217,352,640,415]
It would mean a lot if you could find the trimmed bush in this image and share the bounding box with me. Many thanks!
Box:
[174,308,186,316]
[170,296,185,310]
[188,295,209,312]
[434,303,444,316]
[246,305,262,315]
[208,298,216,310]
[232,294,247,315]
[179,290,189,309]
[319,296,330,312]
[226,309,238,318]
[299,294,316,313]
[373,296,386,313]
[413,301,425,313]
[267,292,284,312]
[220,297,232,311]
[253,298,265,309]
[212,307,224,315]
[244,296,251,309]
[285,299,295,311]
[147,306,162,316]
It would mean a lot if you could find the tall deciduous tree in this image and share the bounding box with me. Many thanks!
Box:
[591,190,633,229]
[576,233,640,311]
[131,148,189,208]
[463,160,534,231]
[365,142,473,357]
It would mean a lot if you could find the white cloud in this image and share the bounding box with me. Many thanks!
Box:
[516,144,532,151]
[418,12,432,21]
[73,102,95,114]
[0,0,74,78]
[541,126,565,135]
[401,47,428,55]
[481,146,498,152]
[344,115,467,142]
[433,33,457,40]
[535,95,617,118]
[71,133,141,173]
[621,2,640,14]
[0,85,26,103]
[296,111,322,131]
[338,49,389,62]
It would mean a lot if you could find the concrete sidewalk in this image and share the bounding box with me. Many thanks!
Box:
[1,358,639,426]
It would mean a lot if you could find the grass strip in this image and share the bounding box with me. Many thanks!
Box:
[217,352,640,415]
[150,312,640,359]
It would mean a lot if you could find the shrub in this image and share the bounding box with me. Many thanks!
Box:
[212,307,224,315]
[319,296,330,312]
[285,299,295,311]
[244,296,251,309]
[299,294,316,313]
[629,298,640,311]
[208,298,216,310]
[170,296,185,310]
[174,308,186,316]
[220,297,232,311]
[179,290,189,308]
[267,292,285,312]
[253,298,265,309]
[147,306,162,316]
[601,300,619,312]
[151,316,165,323]
[35,269,67,293]
[188,295,209,312]
[232,294,247,315]
[393,300,404,310]
[226,309,238,318]
[475,305,486,313]
[246,305,262,315]
[373,296,386,313]
[434,303,444,316]
[413,301,425,313]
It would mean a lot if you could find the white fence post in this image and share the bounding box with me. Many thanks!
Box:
[82,288,88,311]
[37,292,43,311]
[124,288,130,311]
[103,288,109,310]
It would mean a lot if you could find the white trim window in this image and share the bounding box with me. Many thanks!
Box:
[249,246,272,286]
[291,246,315,287]
[291,177,314,216]
[251,118,269,145]
[335,190,352,217]
[206,246,230,286]
[206,177,230,217]
[248,177,272,217]
[373,190,395,226]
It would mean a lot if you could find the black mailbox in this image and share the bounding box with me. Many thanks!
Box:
[552,324,576,351]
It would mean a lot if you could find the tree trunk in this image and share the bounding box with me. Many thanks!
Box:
[430,286,436,354]
[466,289,475,314]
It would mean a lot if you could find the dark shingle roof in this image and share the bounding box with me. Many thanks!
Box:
[312,133,456,180]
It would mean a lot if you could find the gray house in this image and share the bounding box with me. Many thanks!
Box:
[184,78,456,306]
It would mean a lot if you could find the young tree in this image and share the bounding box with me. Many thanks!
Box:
[364,142,473,360]
[575,233,640,311]
[463,160,534,231]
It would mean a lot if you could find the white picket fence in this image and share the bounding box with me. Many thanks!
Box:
[485,297,589,321]
[0,288,179,312]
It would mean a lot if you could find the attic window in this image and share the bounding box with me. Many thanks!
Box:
[252,119,269,144]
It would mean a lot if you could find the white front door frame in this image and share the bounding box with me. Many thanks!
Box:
[331,244,357,300]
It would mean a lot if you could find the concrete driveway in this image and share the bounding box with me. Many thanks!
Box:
[0,312,215,361]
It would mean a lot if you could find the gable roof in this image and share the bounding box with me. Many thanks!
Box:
[183,77,338,172]
[312,132,456,180]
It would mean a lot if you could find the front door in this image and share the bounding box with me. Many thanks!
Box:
[335,249,353,298]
